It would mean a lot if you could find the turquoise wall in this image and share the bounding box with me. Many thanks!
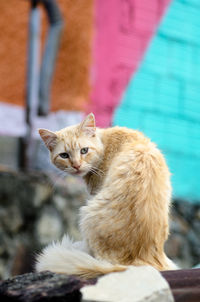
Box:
[113,0,200,202]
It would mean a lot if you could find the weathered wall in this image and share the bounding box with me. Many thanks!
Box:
[114,0,200,201]
[89,0,171,126]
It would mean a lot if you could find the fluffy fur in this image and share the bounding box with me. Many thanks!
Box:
[36,113,176,278]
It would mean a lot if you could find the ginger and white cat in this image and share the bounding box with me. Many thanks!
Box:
[36,113,176,278]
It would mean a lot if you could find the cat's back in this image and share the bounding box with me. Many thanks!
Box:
[99,126,166,172]
[99,126,151,153]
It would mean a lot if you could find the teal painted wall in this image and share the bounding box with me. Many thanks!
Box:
[113,0,200,202]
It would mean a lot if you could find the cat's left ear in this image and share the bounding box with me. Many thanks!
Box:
[79,113,96,137]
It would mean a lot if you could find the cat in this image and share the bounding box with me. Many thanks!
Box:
[36,113,176,278]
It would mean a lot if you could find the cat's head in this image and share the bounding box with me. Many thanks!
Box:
[38,113,103,176]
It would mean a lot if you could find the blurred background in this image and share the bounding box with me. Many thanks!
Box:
[0,0,199,279]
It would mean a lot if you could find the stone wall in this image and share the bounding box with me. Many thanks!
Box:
[0,170,199,280]
[0,170,87,279]
[165,200,200,268]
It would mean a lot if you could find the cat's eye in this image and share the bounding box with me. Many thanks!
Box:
[80,148,88,154]
[59,152,69,159]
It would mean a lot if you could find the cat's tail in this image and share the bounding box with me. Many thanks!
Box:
[35,236,126,279]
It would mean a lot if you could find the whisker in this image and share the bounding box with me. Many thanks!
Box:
[91,166,104,175]
[89,167,103,177]
[90,169,99,176]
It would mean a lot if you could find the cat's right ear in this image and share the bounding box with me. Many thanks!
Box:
[38,129,58,151]
[79,113,96,137]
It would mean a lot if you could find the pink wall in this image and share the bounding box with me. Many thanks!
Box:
[89,0,171,127]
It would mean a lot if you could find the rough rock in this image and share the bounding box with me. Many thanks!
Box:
[81,266,174,302]
[36,206,63,245]
[0,271,95,302]
[33,184,53,208]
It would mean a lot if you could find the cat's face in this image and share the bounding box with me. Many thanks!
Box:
[39,113,103,177]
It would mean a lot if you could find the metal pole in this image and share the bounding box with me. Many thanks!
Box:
[19,0,41,170]
[38,0,63,116]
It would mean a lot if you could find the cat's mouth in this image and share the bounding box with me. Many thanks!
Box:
[72,169,86,176]
[75,170,82,175]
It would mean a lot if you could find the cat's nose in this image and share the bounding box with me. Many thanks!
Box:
[72,164,81,170]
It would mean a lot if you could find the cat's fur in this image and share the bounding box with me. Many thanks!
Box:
[36,113,176,278]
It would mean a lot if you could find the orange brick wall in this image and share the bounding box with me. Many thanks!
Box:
[0,0,93,111]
